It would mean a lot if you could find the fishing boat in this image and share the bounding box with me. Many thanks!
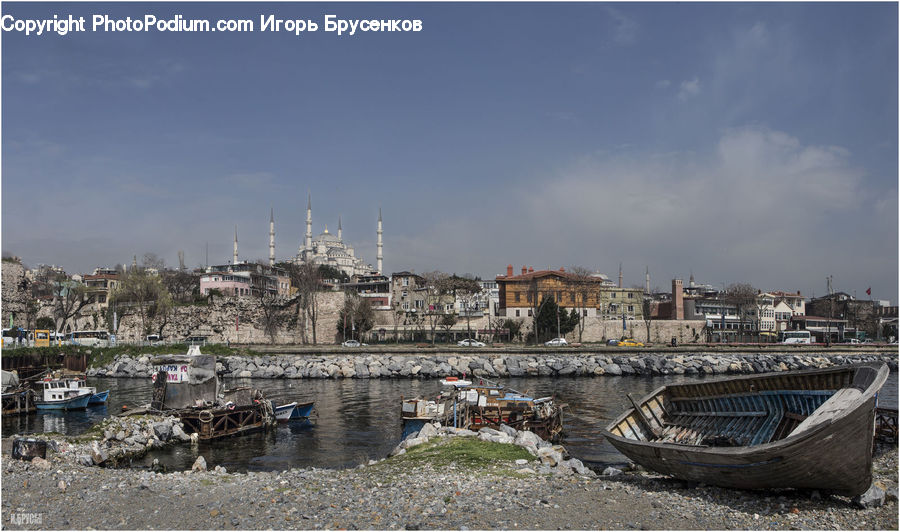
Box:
[274,402,297,422]
[290,401,315,420]
[401,378,565,442]
[601,363,889,496]
[34,379,92,410]
[58,375,109,405]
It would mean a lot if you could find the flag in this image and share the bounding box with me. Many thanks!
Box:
[866,287,871,296]
[236,315,239,331]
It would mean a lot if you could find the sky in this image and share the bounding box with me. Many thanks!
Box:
[2,2,897,302]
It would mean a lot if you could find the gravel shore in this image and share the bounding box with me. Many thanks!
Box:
[3,437,896,530]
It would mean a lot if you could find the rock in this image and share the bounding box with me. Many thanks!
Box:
[76,454,94,467]
[90,441,108,465]
[852,484,885,509]
[478,427,504,437]
[31,457,51,470]
[152,422,172,442]
[191,456,207,472]
[116,431,126,441]
[564,458,594,476]
[886,487,898,503]
[214,465,227,474]
[498,424,518,438]
[537,447,563,467]
[514,459,529,466]
[603,364,623,376]
[58,480,67,491]
[418,423,438,439]
[401,437,427,450]
[601,467,623,477]
[172,424,191,442]
[514,430,543,448]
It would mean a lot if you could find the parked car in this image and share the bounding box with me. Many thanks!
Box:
[617,338,644,347]
[342,340,362,347]
[844,338,861,344]
[457,339,486,347]
[544,337,568,347]
[606,339,619,346]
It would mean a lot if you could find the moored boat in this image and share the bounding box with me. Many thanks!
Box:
[290,401,315,420]
[601,363,889,496]
[34,379,92,410]
[274,402,297,422]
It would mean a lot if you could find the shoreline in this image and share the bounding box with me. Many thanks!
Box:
[87,351,898,380]
[2,436,896,530]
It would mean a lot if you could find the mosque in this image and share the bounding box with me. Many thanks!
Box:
[288,194,383,277]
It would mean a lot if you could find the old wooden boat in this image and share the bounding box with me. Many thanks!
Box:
[34,379,92,410]
[290,401,315,420]
[274,402,297,422]
[601,363,889,496]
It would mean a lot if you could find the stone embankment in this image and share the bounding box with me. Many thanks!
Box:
[88,351,898,379]
[6,415,190,469]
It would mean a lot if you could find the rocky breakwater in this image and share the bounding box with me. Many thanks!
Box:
[89,351,898,379]
[5,415,191,469]
[392,422,595,477]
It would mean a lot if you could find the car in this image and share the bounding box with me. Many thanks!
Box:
[844,338,861,344]
[544,337,568,347]
[606,339,619,346]
[617,338,644,347]
[457,339,486,347]
[342,340,361,347]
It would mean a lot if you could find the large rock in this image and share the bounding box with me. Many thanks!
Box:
[172,424,191,442]
[537,446,563,467]
[514,430,543,448]
[191,456,207,472]
[31,457,51,470]
[603,364,623,376]
[498,424,518,438]
[90,441,108,465]
[400,436,428,449]
[418,423,439,439]
[852,484,886,509]
[152,422,172,442]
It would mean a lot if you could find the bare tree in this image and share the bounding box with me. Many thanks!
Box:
[256,292,283,344]
[726,283,757,343]
[162,269,199,304]
[111,268,173,337]
[142,253,166,271]
[422,271,450,345]
[44,274,90,333]
[568,267,597,343]
[445,275,482,340]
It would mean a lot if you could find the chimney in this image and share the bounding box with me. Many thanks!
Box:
[507,264,513,277]
[559,267,565,272]
[522,266,527,275]
[528,267,534,273]
[672,279,684,320]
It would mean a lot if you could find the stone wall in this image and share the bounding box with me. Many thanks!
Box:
[1,260,28,328]
[88,351,897,379]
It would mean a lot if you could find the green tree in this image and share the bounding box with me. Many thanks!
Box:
[337,293,375,341]
[532,296,579,342]
[111,268,173,337]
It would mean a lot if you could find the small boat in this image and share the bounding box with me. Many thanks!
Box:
[34,379,92,410]
[290,401,315,420]
[88,389,110,405]
[274,402,297,422]
[601,363,889,496]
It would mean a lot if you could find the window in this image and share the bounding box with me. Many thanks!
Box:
[583,309,588,317]
[527,309,533,317]
[415,300,424,309]
[612,292,617,298]
[628,292,634,299]
[402,302,409,310]
[515,292,520,303]
[402,278,409,286]
[628,305,634,312]
[401,290,408,298]
[515,309,520,317]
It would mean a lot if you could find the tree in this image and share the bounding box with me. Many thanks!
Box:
[421,271,451,345]
[162,269,199,304]
[338,293,375,341]
[501,318,523,343]
[641,295,654,343]
[439,313,458,341]
[531,296,579,343]
[568,267,597,343]
[111,268,173,337]
[50,277,90,334]
[726,283,757,343]
[256,292,285,344]
[142,253,166,271]
[444,275,482,340]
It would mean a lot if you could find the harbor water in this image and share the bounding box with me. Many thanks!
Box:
[3,372,896,473]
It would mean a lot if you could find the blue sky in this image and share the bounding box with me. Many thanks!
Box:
[2,2,897,301]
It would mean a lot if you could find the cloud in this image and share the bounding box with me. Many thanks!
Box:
[655,80,671,89]
[605,7,638,46]
[385,126,893,297]
[677,77,701,101]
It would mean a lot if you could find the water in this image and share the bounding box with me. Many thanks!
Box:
[3,372,896,473]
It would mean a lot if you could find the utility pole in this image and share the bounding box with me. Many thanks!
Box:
[826,275,833,347]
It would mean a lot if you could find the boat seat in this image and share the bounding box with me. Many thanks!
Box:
[787,388,862,437]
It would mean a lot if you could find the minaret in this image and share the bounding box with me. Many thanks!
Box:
[376,208,383,274]
[645,266,650,294]
[269,208,275,267]
[305,193,313,252]
[337,216,342,241]
[233,226,239,265]
[618,262,623,288]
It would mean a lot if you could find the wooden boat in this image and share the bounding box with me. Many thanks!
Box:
[88,389,110,405]
[401,378,565,442]
[601,363,889,496]
[34,379,92,410]
[290,401,315,420]
[274,402,297,422]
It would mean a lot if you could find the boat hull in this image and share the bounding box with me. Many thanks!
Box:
[602,364,889,496]
[274,402,296,422]
[88,390,109,405]
[35,392,92,411]
[290,401,315,419]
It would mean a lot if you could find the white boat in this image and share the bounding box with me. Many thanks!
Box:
[34,380,92,410]
[274,402,297,422]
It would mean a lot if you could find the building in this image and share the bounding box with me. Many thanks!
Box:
[390,271,427,313]
[789,315,853,343]
[293,195,382,277]
[199,262,290,298]
[82,268,122,309]
[343,273,391,309]
[496,265,644,320]
[806,292,881,338]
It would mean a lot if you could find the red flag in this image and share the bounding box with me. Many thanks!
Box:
[866,287,871,296]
